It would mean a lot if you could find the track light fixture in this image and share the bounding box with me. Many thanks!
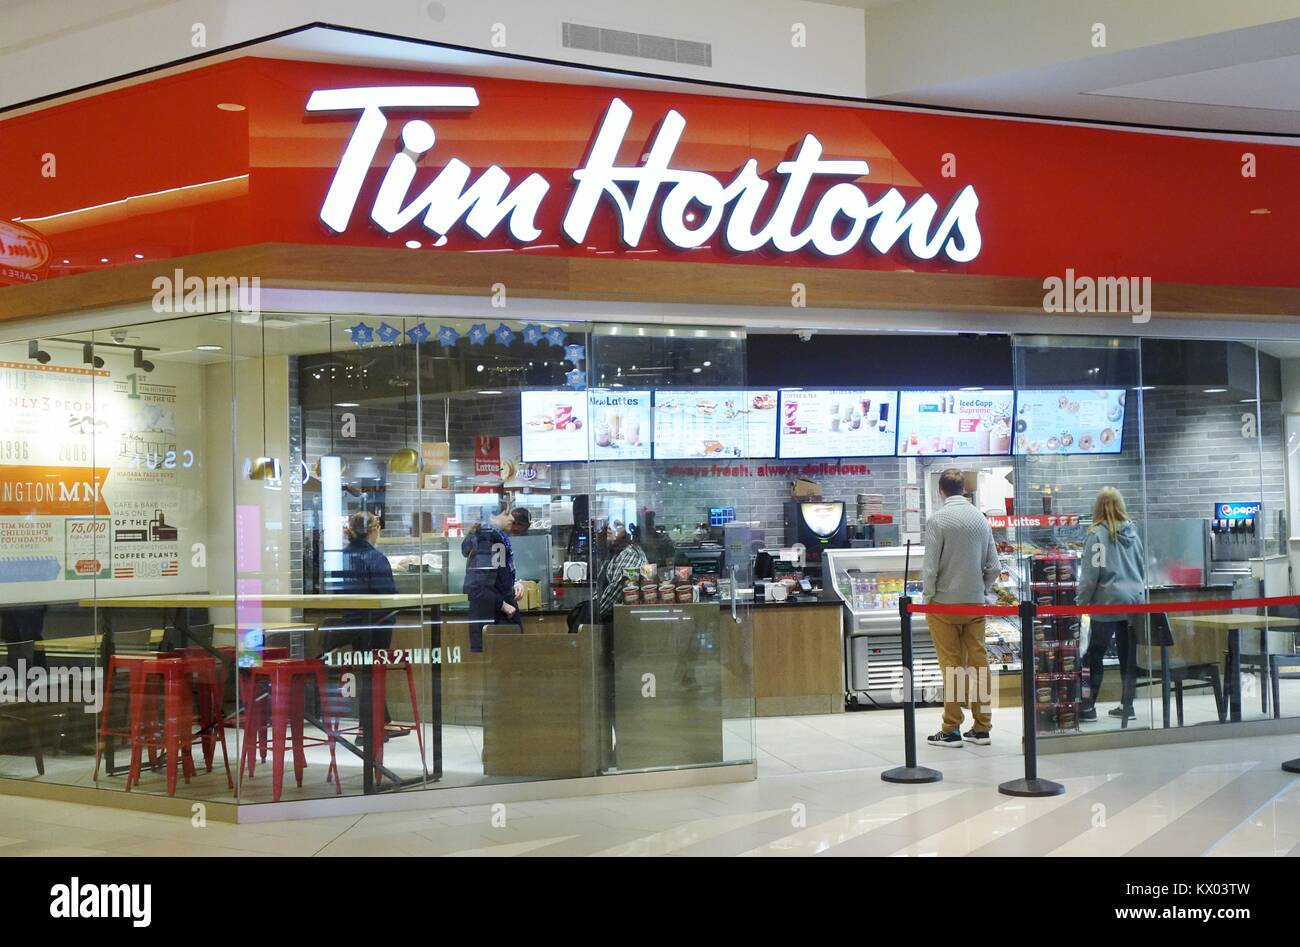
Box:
[82,343,104,369]
[133,347,155,373]
[27,340,50,364]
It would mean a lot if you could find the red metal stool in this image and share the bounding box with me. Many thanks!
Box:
[233,646,290,765]
[326,659,428,785]
[95,654,232,795]
[238,659,338,801]
[174,646,234,773]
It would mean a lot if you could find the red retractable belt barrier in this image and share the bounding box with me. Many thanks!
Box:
[906,594,1300,618]
[907,602,1019,617]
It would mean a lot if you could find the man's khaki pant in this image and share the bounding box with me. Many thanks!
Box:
[925,612,993,734]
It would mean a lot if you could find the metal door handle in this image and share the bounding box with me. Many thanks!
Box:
[730,565,742,624]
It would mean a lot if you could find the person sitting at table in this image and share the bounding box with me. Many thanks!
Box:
[461,504,530,653]
[330,511,404,741]
[1077,486,1146,723]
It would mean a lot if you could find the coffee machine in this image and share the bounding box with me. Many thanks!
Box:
[783,499,848,561]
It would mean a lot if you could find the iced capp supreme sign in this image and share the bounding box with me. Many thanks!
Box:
[306,86,982,263]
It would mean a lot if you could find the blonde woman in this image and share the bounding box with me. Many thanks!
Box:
[1077,487,1145,722]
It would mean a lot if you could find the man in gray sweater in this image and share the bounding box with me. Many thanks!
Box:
[922,469,1000,747]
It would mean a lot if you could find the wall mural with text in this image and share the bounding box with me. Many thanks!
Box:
[0,353,207,605]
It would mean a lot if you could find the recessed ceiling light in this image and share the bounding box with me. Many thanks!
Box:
[477,390,502,395]
[133,253,144,260]
[335,402,359,407]
[1250,208,1270,215]
[1134,386,1155,391]
[476,364,484,372]
[960,386,983,391]
[404,240,421,249]
[692,367,702,374]
[702,360,712,367]
[61,259,69,264]
[195,344,223,352]
[217,103,246,112]
[1203,388,1227,394]
[99,257,108,263]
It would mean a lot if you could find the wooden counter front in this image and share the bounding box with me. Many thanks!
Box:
[751,603,844,716]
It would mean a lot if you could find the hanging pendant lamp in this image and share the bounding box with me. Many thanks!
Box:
[387,358,422,474]
[249,318,281,481]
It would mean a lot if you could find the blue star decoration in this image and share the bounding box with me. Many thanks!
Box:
[405,322,431,345]
[565,368,587,389]
[545,326,567,347]
[493,323,516,346]
[564,343,585,365]
[347,322,374,347]
[435,325,459,348]
[376,322,401,344]
[467,323,490,346]
[522,324,544,346]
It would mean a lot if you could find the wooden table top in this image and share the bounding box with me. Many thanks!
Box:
[31,630,165,651]
[1170,614,1300,630]
[79,593,467,610]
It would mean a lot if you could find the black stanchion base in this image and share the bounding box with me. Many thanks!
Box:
[1283,758,1300,774]
[998,777,1064,797]
[882,765,943,784]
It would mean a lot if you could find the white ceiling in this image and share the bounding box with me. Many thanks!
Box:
[4,2,1300,139]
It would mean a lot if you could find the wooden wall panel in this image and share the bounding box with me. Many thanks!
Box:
[4,244,1300,324]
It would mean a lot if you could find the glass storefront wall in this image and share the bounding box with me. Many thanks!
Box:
[0,310,756,802]
[1011,335,1295,742]
[0,310,1296,804]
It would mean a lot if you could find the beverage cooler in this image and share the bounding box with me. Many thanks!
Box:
[824,547,939,708]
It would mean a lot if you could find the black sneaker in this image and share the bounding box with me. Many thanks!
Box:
[1079,706,1098,722]
[927,730,963,748]
[962,729,991,746]
[1108,705,1136,720]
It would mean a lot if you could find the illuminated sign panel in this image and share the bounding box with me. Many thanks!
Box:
[307,86,983,263]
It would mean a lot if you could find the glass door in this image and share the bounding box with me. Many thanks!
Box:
[587,323,755,773]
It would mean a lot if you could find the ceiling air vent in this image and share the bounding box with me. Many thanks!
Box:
[561,22,712,67]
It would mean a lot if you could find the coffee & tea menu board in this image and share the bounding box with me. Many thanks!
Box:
[588,389,652,460]
[1013,389,1126,455]
[897,390,1014,456]
[653,390,778,459]
[520,390,590,462]
[777,390,899,458]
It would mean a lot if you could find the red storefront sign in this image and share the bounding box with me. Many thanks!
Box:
[0,219,51,285]
[1,56,1297,288]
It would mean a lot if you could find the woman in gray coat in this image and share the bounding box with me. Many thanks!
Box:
[1077,487,1146,722]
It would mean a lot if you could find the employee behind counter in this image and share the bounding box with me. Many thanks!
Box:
[461,505,531,652]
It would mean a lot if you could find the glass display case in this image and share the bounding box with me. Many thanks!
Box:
[824,546,934,708]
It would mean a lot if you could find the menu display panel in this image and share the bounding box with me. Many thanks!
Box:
[588,389,652,460]
[777,390,899,458]
[897,390,1014,456]
[653,390,778,459]
[1014,389,1126,455]
[519,390,589,462]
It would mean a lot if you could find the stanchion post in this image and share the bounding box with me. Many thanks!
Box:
[882,594,942,784]
[998,599,1064,797]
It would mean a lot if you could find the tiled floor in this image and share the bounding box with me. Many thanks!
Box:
[1,704,1297,856]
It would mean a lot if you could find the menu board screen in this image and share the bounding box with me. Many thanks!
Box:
[1013,389,1126,455]
[897,390,1014,456]
[519,391,589,462]
[588,389,652,460]
[777,390,899,458]
[653,390,778,459]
